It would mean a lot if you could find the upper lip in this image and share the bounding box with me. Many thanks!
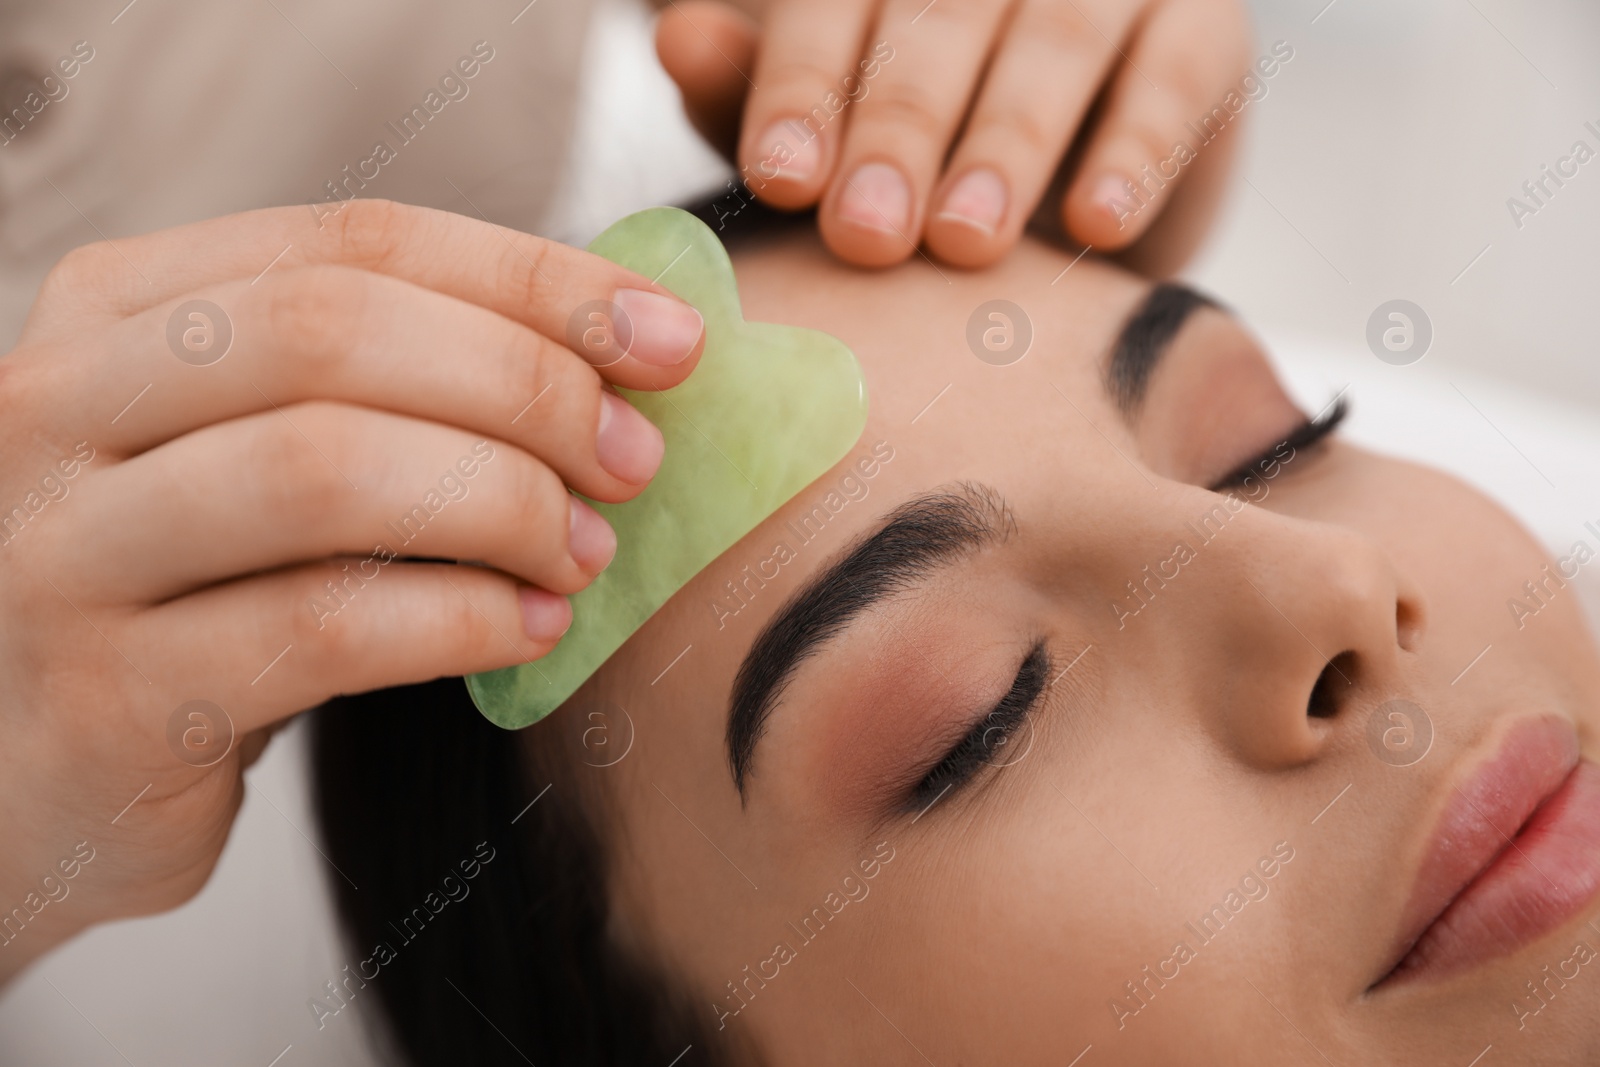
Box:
[1374,714,1580,985]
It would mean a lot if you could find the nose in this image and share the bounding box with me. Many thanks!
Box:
[1141,493,1428,769]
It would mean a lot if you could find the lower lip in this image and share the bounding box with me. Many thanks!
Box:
[1387,759,1600,984]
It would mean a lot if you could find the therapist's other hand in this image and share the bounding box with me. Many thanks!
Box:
[0,200,703,980]
[658,0,1251,268]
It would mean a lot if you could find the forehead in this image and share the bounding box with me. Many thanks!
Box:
[574,232,1150,758]
[732,228,1149,434]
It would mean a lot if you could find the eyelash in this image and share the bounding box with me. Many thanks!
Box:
[904,398,1347,814]
[909,642,1052,812]
[1207,395,1350,492]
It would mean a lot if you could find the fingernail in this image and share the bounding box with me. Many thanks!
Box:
[837,162,910,234]
[567,495,617,575]
[935,168,1007,236]
[1091,174,1135,218]
[753,120,820,183]
[519,586,572,642]
[611,288,704,366]
[595,390,664,485]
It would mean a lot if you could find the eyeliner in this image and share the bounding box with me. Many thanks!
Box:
[1208,394,1349,492]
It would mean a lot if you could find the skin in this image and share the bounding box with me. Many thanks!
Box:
[0,201,705,986]
[540,226,1600,1065]
[656,0,1252,268]
[0,0,1243,988]
[0,0,1251,990]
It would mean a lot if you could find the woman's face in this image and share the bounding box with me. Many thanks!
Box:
[537,230,1600,1065]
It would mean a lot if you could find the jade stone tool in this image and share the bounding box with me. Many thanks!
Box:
[466,207,868,729]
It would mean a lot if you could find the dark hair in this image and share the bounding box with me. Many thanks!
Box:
[683,189,815,250]
[311,678,733,1066]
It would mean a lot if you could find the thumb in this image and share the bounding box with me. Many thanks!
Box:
[655,0,758,161]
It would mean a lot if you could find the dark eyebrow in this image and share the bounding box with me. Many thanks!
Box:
[1105,282,1220,416]
[726,483,1015,797]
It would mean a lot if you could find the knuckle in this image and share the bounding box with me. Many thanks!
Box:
[1156,54,1219,109]
[979,106,1058,158]
[39,242,123,303]
[505,332,559,420]
[760,56,843,101]
[324,198,412,269]
[256,267,373,365]
[498,236,557,317]
[904,0,1001,27]
[438,584,498,652]
[510,328,599,432]
[1144,2,1253,104]
[0,352,40,419]
[293,565,363,659]
[863,85,949,142]
[249,402,356,514]
[507,455,566,533]
[1030,2,1101,55]
[1119,116,1179,169]
[502,457,575,577]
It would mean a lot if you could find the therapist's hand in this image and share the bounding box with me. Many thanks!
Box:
[0,200,703,982]
[658,0,1251,269]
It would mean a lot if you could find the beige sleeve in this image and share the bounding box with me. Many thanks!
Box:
[0,0,594,345]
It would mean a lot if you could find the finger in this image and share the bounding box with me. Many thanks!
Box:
[1061,0,1253,249]
[138,560,568,735]
[43,266,665,501]
[656,0,759,159]
[818,0,1012,267]
[71,403,616,603]
[20,201,705,388]
[924,0,1141,266]
[735,0,879,210]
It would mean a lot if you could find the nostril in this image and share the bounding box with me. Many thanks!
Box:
[1307,651,1359,719]
[1396,598,1425,653]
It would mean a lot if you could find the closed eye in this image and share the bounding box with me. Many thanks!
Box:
[1208,395,1349,492]
[908,641,1051,813]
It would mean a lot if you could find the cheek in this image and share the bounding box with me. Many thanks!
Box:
[1274,447,1600,703]
[1264,445,1547,599]
[851,751,1293,1063]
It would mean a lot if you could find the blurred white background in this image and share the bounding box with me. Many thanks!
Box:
[1199,0,1600,406]
[2,0,1598,1063]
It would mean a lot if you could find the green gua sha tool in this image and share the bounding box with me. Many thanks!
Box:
[466,206,868,729]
